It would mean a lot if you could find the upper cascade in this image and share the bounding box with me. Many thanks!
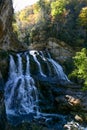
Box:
[29,50,70,84]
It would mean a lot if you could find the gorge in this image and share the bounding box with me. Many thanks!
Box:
[0,0,87,130]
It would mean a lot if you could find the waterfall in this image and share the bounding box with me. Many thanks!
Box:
[9,55,17,79]
[48,59,70,82]
[5,54,39,118]
[4,51,87,129]
[5,51,70,117]
[4,50,70,126]
[39,51,70,83]
[30,50,46,77]
[17,54,23,76]
[26,54,30,76]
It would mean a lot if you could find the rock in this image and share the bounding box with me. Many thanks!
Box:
[47,38,74,63]
[0,97,6,130]
[0,19,4,39]
[75,115,83,122]
[29,43,47,50]
[55,96,67,105]
[0,1,24,129]
[29,38,74,63]
[64,121,84,130]
[65,95,81,106]
[0,71,4,91]
[81,92,87,112]
[55,95,70,113]
[0,50,9,81]
[0,0,25,51]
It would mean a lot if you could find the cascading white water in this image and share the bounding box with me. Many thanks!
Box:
[5,53,39,117]
[9,55,17,79]
[4,50,71,127]
[17,54,23,76]
[30,50,46,77]
[5,51,70,116]
[48,59,70,82]
[39,51,70,83]
[26,54,30,75]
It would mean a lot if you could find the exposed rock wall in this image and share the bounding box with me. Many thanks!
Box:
[0,0,13,49]
[29,38,74,63]
[47,38,74,62]
[0,0,25,85]
[0,0,24,50]
[0,0,17,128]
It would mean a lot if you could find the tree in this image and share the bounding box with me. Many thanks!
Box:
[13,0,87,47]
[79,7,87,26]
[72,48,87,89]
[78,7,87,43]
[37,0,51,22]
[51,0,68,17]
[51,0,69,38]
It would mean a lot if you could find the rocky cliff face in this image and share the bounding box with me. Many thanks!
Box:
[0,0,19,128]
[0,0,24,50]
[0,0,13,50]
[0,0,25,86]
[29,38,74,63]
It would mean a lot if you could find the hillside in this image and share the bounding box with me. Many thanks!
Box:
[13,0,87,48]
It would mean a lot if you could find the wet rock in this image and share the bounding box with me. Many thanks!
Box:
[0,71,4,91]
[81,93,87,112]
[55,96,66,103]
[64,121,85,130]
[0,91,6,130]
[75,115,83,122]
[65,95,81,106]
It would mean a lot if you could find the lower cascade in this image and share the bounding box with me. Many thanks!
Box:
[4,50,70,128]
[5,53,39,124]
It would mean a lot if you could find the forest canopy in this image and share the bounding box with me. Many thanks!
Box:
[13,0,87,47]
